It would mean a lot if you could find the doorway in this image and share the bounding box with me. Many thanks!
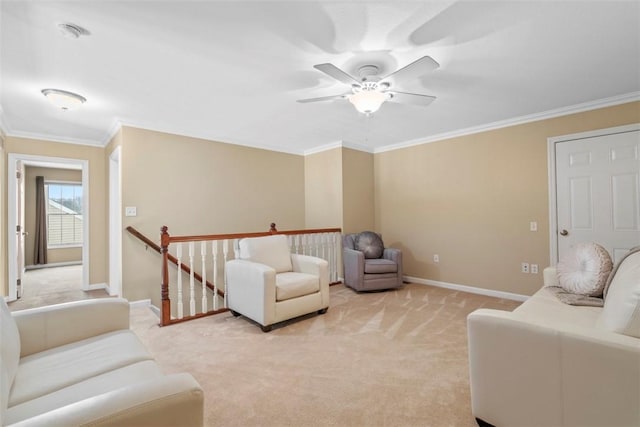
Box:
[7,153,90,302]
[548,124,640,264]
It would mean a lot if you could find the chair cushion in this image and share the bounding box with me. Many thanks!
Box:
[9,330,154,407]
[556,242,612,297]
[239,234,292,273]
[356,231,384,259]
[364,258,398,274]
[597,250,640,338]
[275,272,319,301]
[5,360,163,425]
[1,298,21,414]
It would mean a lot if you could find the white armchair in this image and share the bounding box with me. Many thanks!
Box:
[225,234,330,332]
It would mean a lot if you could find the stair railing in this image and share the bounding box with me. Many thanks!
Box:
[130,223,342,326]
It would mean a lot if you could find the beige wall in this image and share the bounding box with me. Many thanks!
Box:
[375,101,640,296]
[119,126,306,304]
[341,148,374,234]
[304,148,342,229]
[304,147,374,234]
[24,166,83,266]
[2,137,108,289]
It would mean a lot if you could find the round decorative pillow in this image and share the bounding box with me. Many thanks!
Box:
[355,231,384,259]
[556,242,613,297]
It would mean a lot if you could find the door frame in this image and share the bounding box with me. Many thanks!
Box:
[547,123,640,265]
[7,153,90,301]
[108,146,122,297]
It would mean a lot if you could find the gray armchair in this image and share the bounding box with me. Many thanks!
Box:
[343,232,403,292]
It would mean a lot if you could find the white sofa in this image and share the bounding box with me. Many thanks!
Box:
[1,297,204,427]
[467,252,640,427]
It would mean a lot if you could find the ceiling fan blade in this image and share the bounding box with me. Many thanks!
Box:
[387,91,436,106]
[382,56,440,84]
[297,93,350,103]
[313,63,360,85]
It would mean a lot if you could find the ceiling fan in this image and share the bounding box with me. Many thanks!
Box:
[297,55,439,115]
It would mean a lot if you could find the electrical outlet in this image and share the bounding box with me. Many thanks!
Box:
[521,262,530,273]
[433,254,439,263]
[125,206,137,217]
[530,221,538,232]
[531,264,539,274]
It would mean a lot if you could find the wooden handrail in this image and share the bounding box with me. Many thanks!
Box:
[165,223,342,243]
[126,226,221,296]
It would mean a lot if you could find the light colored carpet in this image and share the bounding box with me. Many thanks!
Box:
[7,265,111,311]
[130,283,520,426]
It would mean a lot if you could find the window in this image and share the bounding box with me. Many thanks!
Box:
[46,182,83,247]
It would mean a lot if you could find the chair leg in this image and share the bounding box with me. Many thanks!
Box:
[475,417,495,427]
[317,308,328,315]
[261,324,272,333]
[230,310,241,317]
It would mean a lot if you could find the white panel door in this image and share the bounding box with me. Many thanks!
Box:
[556,129,640,263]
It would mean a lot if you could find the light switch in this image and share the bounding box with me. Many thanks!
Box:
[530,221,537,232]
[125,207,137,217]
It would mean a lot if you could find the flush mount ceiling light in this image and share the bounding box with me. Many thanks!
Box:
[57,23,90,39]
[41,88,87,110]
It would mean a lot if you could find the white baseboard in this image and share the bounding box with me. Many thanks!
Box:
[404,276,529,302]
[150,304,160,317]
[25,261,82,270]
[129,299,160,318]
[129,299,151,308]
[86,283,107,291]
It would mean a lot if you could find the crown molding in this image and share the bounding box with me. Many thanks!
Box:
[374,91,640,154]
[103,119,123,146]
[114,119,305,156]
[303,140,373,156]
[6,129,105,147]
[303,141,343,156]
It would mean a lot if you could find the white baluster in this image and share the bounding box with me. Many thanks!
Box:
[176,243,183,319]
[334,232,340,282]
[321,233,327,260]
[232,239,239,259]
[201,241,207,313]
[315,234,320,257]
[189,241,195,316]
[212,240,218,310]
[288,235,294,252]
[295,234,300,254]
[223,239,230,308]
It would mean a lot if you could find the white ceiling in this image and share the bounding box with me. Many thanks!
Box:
[1,1,639,154]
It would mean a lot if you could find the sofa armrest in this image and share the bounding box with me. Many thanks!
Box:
[291,254,329,285]
[383,248,403,285]
[12,298,130,357]
[343,248,364,287]
[543,266,559,287]
[467,309,640,427]
[291,254,330,309]
[9,373,204,427]
[225,259,276,325]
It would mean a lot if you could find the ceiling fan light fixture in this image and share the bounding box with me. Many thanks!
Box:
[348,90,388,115]
[41,88,87,110]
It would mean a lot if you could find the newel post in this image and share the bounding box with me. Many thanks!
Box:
[269,223,278,234]
[160,226,171,326]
